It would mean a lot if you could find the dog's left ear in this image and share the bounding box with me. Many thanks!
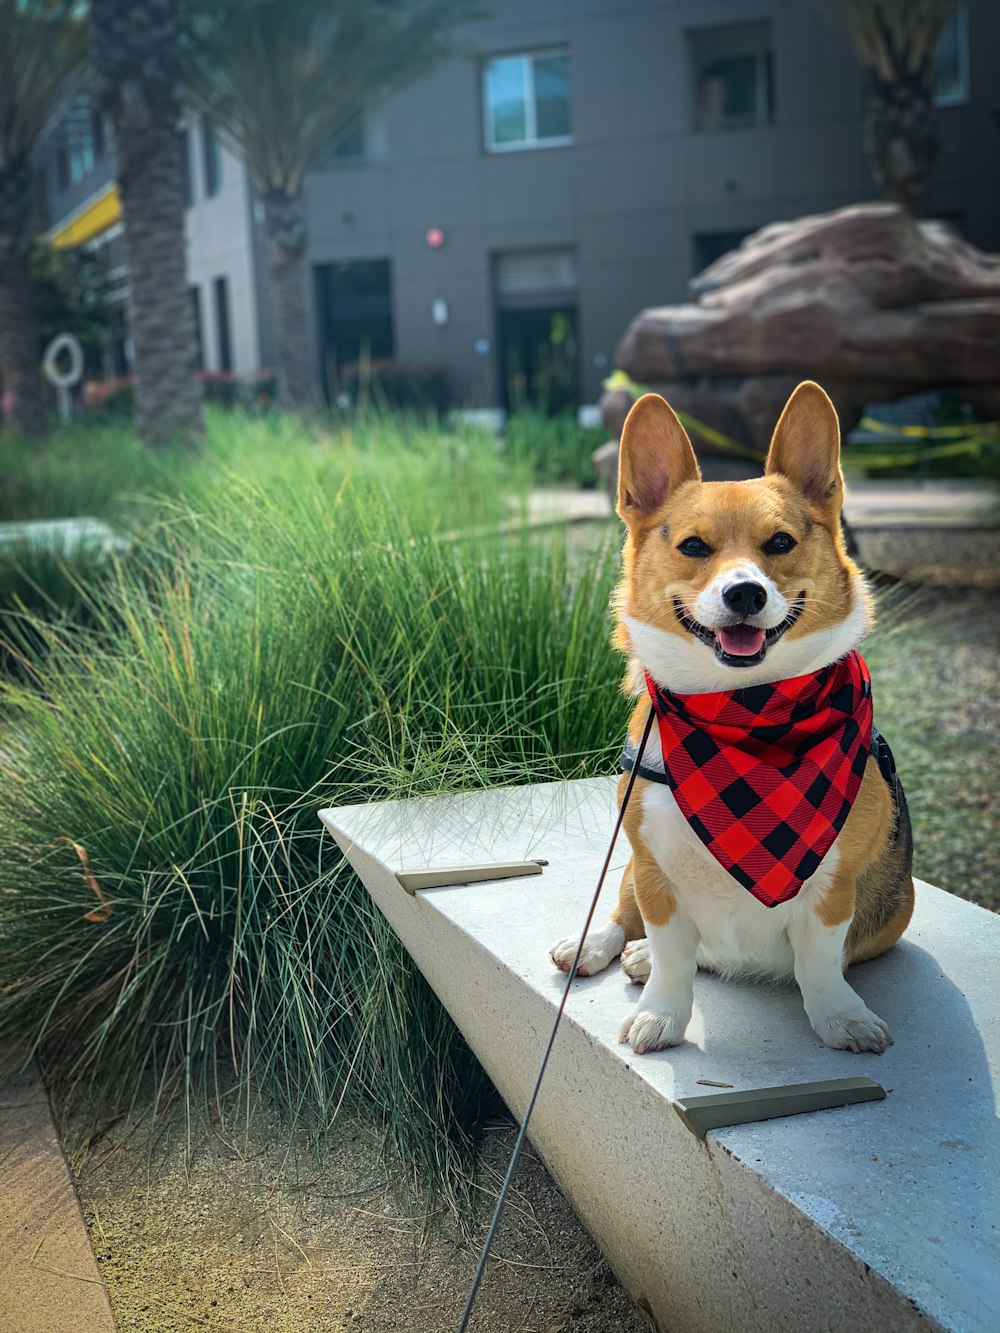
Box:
[765,381,843,510]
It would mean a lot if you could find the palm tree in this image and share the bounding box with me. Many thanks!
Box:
[0,1,88,436]
[185,0,484,410]
[91,0,203,444]
[814,0,959,214]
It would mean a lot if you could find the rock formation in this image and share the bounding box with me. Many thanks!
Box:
[600,203,1000,453]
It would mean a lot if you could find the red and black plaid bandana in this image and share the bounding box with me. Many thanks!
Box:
[643,651,873,907]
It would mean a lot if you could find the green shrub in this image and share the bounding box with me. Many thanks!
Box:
[0,434,622,1199]
[199,370,278,411]
[81,371,281,421]
[503,408,604,487]
[0,536,124,683]
[338,360,451,414]
[0,408,508,527]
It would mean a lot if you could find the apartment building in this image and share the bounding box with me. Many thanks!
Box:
[31,0,999,413]
[33,98,270,380]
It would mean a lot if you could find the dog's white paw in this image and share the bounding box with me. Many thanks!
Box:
[811,1007,894,1054]
[549,921,624,977]
[620,938,651,984]
[619,1005,689,1054]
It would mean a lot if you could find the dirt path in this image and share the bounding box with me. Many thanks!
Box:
[73,1102,649,1333]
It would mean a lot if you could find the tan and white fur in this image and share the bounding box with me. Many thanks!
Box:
[551,383,914,1055]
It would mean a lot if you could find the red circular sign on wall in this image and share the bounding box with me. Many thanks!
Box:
[426,228,446,248]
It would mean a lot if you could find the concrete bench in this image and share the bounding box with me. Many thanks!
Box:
[0,517,125,558]
[320,777,998,1333]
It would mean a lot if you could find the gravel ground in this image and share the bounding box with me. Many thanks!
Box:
[863,586,998,910]
[73,1104,649,1333]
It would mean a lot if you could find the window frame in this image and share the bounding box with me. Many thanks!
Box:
[181,128,194,208]
[202,120,223,197]
[56,139,70,191]
[190,285,204,370]
[67,96,96,185]
[213,276,232,372]
[688,23,775,133]
[330,108,367,164]
[932,3,969,108]
[482,48,573,154]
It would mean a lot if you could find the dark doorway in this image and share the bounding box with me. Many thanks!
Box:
[214,276,232,372]
[497,305,579,414]
[494,249,579,415]
[314,260,394,401]
[692,229,753,275]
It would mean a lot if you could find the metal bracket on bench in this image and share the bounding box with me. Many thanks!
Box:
[395,859,547,895]
[673,1076,886,1140]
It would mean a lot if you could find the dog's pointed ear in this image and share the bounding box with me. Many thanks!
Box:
[617,394,700,523]
[765,381,843,509]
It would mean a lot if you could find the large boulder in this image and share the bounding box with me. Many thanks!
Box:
[601,203,1000,451]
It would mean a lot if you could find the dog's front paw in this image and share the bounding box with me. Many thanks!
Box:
[549,921,624,977]
[620,938,651,984]
[619,1005,689,1054]
[811,1007,894,1055]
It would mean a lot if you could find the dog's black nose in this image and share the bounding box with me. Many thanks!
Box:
[723,581,767,617]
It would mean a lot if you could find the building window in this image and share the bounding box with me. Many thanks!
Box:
[62,96,96,185]
[933,4,968,106]
[190,287,204,370]
[692,230,753,275]
[70,136,95,184]
[315,260,394,401]
[202,121,222,197]
[214,276,232,372]
[92,107,106,159]
[483,50,572,151]
[332,109,366,162]
[689,22,774,132]
[31,168,49,230]
[181,129,194,208]
[56,140,70,191]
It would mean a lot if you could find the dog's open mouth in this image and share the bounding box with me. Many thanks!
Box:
[673,595,805,668]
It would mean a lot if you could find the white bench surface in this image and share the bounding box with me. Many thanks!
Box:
[321,777,999,1332]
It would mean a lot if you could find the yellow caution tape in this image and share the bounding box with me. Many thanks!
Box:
[603,374,998,470]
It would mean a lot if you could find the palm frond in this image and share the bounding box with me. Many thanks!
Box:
[0,1,89,167]
[813,0,959,87]
[183,0,486,196]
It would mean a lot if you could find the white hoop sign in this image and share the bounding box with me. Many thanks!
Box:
[42,333,85,424]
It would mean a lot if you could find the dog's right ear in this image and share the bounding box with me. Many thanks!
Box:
[617,393,700,523]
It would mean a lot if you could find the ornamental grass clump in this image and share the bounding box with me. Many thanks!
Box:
[0,430,623,1197]
[0,407,521,527]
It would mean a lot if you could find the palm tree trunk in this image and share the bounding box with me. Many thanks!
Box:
[91,0,202,446]
[262,189,315,412]
[115,116,203,443]
[0,155,48,436]
[863,75,938,214]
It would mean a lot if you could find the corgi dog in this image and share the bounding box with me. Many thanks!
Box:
[551,382,913,1055]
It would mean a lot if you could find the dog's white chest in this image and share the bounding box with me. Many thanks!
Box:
[638,782,839,980]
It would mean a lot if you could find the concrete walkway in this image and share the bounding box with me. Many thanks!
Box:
[842,478,999,528]
[0,1058,115,1333]
[522,479,1000,585]
[523,478,999,530]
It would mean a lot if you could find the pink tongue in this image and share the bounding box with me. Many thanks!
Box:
[717,625,766,657]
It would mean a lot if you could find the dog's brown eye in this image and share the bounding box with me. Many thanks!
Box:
[763,532,797,555]
[678,536,712,558]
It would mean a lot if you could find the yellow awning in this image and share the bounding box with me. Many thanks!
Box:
[48,185,122,249]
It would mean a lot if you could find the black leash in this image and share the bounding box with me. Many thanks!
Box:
[456,706,656,1332]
